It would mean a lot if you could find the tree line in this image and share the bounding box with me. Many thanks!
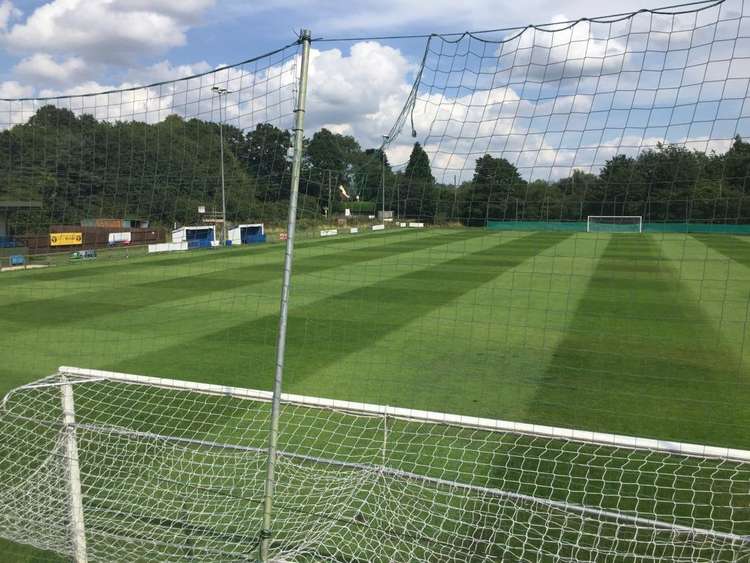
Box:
[2,105,750,235]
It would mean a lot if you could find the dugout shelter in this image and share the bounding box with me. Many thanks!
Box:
[171,225,216,248]
[228,224,266,245]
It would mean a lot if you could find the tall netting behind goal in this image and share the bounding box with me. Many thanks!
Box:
[1,368,748,562]
[0,41,302,388]
[1,1,750,562]
[390,0,750,227]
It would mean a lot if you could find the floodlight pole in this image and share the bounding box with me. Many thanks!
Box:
[328,169,332,222]
[381,135,388,223]
[212,86,230,244]
[259,29,311,563]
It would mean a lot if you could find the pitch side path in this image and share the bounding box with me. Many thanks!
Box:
[1,229,749,451]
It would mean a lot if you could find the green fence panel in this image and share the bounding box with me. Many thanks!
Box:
[486,221,587,231]
[486,221,750,235]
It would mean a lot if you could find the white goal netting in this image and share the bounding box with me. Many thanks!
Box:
[0,368,748,562]
[587,216,643,233]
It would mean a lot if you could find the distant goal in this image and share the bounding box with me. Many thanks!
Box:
[587,215,643,233]
[0,367,748,562]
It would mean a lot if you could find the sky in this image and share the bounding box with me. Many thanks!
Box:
[0,1,662,104]
[0,0,744,179]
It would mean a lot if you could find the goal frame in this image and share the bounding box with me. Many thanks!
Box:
[38,366,748,464]
[587,215,643,233]
[6,367,748,554]
[2,366,749,563]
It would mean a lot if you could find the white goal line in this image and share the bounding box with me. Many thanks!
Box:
[45,366,750,463]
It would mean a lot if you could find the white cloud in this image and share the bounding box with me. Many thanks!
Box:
[259,0,662,35]
[14,53,90,85]
[22,53,300,128]
[125,60,213,85]
[0,80,32,99]
[124,0,215,20]
[1,0,215,64]
[306,41,415,147]
[0,0,20,31]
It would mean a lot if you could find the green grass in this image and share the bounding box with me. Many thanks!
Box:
[1,228,749,561]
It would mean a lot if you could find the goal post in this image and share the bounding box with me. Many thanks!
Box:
[60,376,88,563]
[0,367,747,562]
[587,216,643,233]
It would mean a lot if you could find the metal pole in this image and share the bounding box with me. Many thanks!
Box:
[452,175,458,222]
[397,176,400,220]
[61,375,88,563]
[381,135,388,222]
[259,29,311,563]
[382,150,385,222]
[219,96,227,244]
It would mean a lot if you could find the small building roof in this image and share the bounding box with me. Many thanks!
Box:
[173,225,215,231]
[0,201,42,208]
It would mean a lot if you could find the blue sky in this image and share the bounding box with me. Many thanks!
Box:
[0,0,743,179]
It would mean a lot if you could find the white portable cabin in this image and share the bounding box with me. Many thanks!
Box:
[171,225,215,243]
[108,232,132,244]
[148,242,188,253]
[228,224,265,245]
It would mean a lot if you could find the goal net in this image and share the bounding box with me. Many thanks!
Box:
[587,216,643,233]
[0,367,748,562]
[2,1,750,562]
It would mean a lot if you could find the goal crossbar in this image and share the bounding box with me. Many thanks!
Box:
[587,215,643,233]
[48,366,750,463]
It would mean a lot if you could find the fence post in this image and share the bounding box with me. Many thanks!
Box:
[259,28,312,563]
[60,375,88,563]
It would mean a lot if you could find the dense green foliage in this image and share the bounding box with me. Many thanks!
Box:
[452,140,750,225]
[0,106,259,231]
[3,106,750,235]
[302,134,750,226]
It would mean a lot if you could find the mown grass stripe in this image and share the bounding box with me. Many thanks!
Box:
[528,234,749,449]
[691,234,750,268]
[0,229,419,286]
[2,230,487,328]
[302,233,606,420]
[112,231,572,391]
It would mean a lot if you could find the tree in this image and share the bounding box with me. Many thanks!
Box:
[598,154,642,215]
[0,105,270,233]
[241,123,292,200]
[461,154,525,224]
[402,142,435,218]
[356,148,393,204]
[306,128,362,199]
[722,135,750,191]
[554,170,602,220]
[404,142,434,184]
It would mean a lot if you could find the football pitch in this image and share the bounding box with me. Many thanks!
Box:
[2,227,750,560]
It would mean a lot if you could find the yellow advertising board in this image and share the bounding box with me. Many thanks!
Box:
[50,232,83,246]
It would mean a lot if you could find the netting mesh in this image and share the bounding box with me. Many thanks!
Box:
[391,0,750,225]
[1,370,748,562]
[587,216,643,232]
[1,1,750,561]
[1,42,299,242]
